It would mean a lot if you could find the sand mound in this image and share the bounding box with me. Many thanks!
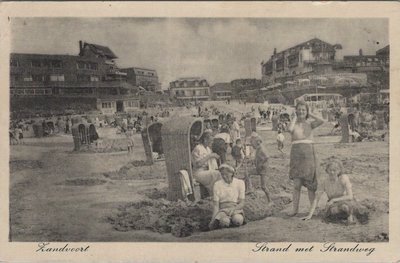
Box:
[10,160,43,173]
[108,199,212,237]
[103,160,166,180]
[245,191,291,221]
[62,178,108,186]
[141,187,168,200]
[108,192,291,238]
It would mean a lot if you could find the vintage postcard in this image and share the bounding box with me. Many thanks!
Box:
[0,2,399,262]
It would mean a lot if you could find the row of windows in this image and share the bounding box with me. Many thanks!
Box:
[77,61,99,70]
[10,88,52,95]
[172,81,208,88]
[77,75,99,82]
[14,74,65,82]
[125,101,139,107]
[11,59,63,68]
[10,59,99,71]
[102,102,114,109]
[10,74,101,82]
[137,70,155,76]
[175,90,209,96]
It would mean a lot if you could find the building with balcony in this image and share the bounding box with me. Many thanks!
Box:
[261,38,343,85]
[169,77,210,101]
[120,67,160,92]
[10,41,141,115]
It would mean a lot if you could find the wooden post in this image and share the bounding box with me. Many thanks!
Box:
[376,111,384,130]
[340,115,350,143]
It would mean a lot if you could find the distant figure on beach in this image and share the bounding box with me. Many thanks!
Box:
[126,129,134,154]
[301,158,367,225]
[276,129,285,153]
[288,101,324,217]
[209,164,245,230]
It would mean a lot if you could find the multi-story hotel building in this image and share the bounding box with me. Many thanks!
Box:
[259,38,388,104]
[169,77,210,101]
[261,38,343,85]
[10,41,144,114]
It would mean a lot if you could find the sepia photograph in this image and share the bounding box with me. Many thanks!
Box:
[6,16,390,244]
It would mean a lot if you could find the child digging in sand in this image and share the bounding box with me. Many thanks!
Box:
[301,158,359,225]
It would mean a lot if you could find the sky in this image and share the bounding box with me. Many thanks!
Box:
[10,18,388,89]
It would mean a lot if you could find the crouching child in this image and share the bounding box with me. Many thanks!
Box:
[209,164,245,230]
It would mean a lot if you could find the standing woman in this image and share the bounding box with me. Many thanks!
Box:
[288,101,324,216]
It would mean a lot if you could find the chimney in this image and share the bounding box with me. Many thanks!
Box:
[273,48,277,55]
[359,48,363,56]
[79,41,83,54]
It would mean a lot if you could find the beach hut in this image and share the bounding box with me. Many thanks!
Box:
[71,123,90,151]
[141,122,163,164]
[161,117,203,201]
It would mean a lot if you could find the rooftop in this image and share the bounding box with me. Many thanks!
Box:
[81,42,118,59]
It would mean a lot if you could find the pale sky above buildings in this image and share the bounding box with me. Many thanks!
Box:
[11,18,388,89]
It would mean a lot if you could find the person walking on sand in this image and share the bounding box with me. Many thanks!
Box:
[276,129,285,154]
[288,101,324,217]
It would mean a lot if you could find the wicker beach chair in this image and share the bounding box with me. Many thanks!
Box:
[161,117,203,201]
[141,122,163,164]
[72,122,90,151]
